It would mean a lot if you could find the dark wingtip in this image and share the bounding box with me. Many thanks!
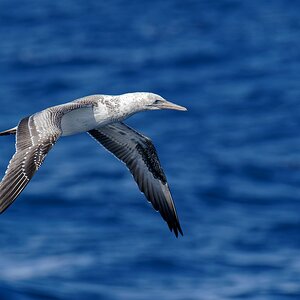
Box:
[175,224,183,238]
[168,221,183,238]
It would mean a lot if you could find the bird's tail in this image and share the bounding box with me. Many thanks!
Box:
[0,126,17,136]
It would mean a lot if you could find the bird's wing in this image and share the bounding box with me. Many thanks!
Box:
[88,122,183,237]
[0,101,98,213]
[0,115,61,213]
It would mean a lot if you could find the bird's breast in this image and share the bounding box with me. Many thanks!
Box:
[60,107,98,136]
[60,104,117,136]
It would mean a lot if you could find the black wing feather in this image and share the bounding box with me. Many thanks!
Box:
[88,122,183,237]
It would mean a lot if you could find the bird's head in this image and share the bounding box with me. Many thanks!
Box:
[144,93,187,111]
[120,92,187,113]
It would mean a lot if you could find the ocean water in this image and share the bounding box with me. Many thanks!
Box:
[0,0,300,299]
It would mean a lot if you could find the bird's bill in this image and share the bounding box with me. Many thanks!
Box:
[160,100,187,111]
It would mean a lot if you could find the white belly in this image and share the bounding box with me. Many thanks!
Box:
[60,102,119,136]
[60,107,99,136]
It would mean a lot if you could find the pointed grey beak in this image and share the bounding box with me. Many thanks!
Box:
[160,100,187,111]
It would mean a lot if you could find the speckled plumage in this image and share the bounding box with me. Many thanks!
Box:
[0,92,186,237]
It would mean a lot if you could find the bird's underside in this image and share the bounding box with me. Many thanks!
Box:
[0,107,183,236]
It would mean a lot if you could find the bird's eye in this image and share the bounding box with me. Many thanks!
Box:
[153,100,162,104]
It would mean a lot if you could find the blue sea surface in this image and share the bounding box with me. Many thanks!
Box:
[1,0,300,299]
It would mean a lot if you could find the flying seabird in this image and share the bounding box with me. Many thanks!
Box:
[0,92,186,237]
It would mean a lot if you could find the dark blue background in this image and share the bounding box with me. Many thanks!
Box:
[0,0,300,299]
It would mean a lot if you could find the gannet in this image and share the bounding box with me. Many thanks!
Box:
[0,92,186,237]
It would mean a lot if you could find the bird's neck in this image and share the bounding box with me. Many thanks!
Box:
[112,94,145,120]
[93,95,143,124]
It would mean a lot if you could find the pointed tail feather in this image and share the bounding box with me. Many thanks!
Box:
[0,127,17,136]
